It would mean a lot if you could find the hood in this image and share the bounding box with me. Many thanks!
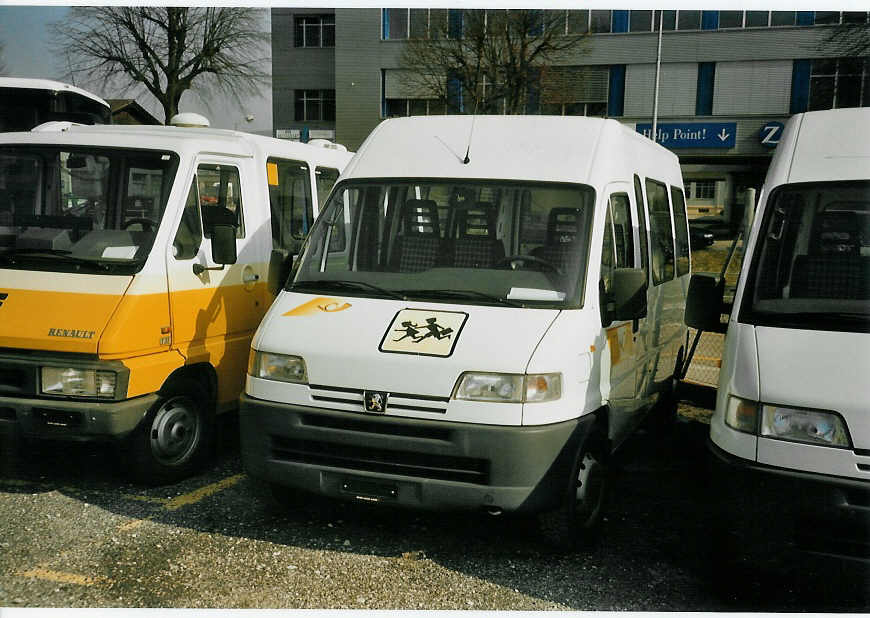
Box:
[255,292,561,399]
[755,326,870,448]
[0,270,131,354]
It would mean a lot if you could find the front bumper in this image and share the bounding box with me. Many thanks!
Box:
[709,439,870,561]
[0,393,157,442]
[240,394,595,513]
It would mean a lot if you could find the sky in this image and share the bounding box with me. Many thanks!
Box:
[0,5,273,134]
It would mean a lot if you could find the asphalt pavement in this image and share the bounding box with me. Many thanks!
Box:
[0,388,867,610]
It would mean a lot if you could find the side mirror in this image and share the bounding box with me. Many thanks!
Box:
[267,250,295,295]
[210,224,238,265]
[685,273,725,331]
[610,268,648,322]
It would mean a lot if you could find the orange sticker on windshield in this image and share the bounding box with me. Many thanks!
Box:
[267,162,279,186]
[283,297,351,316]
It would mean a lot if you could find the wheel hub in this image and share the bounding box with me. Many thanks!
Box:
[150,397,200,466]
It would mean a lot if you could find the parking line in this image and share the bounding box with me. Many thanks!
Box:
[162,473,245,511]
[16,568,113,587]
[121,493,170,505]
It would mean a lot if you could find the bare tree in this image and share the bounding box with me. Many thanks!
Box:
[400,9,587,115]
[52,7,269,123]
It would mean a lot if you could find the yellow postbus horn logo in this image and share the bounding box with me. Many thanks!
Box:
[283,297,351,316]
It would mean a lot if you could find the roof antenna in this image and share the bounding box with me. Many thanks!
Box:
[463,114,477,165]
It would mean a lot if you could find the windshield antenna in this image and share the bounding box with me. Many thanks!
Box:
[463,114,476,165]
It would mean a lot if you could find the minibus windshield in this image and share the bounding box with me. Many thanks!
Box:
[289,179,595,308]
[743,180,870,331]
[0,145,179,275]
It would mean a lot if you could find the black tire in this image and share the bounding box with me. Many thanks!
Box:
[128,377,213,485]
[537,435,608,552]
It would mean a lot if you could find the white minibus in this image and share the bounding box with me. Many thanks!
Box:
[687,107,870,558]
[240,115,691,548]
[0,121,351,483]
[0,78,112,131]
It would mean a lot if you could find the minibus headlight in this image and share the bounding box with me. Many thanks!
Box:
[249,351,308,384]
[41,367,117,399]
[761,405,851,448]
[724,396,758,434]
[453,372,561,403]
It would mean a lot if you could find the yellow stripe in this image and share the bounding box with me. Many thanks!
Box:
[163,474,244,511]
[16,568,113,587]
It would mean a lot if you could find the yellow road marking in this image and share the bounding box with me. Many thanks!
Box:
[16,568,113,587]
[121,493,170,505]
[163,474,245,511]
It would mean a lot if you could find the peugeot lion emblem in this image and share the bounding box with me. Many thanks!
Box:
[364,390,388,413]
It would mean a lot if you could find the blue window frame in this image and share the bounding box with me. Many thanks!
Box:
[702,11,719,30]
[448,9,463,39]
[696,62,715,115]
[612,10,629,33]
[790,59,811,113]
[608,65,626,117]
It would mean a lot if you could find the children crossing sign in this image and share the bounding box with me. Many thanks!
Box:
[635,122,737,148]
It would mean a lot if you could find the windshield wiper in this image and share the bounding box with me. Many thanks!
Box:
[0,248,111,271]
[289,279,408,301]
[401,288,525,308]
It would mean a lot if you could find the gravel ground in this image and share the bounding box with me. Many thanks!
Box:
[1,391,867,611]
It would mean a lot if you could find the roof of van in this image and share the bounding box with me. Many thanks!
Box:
[770,108,870,185]
[343,115,679,186]
[0,77,110,108]
[0,123,354,167]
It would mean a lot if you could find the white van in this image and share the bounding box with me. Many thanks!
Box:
[0,122,351,482]
[687,107,870,556]
[240,115,691,547]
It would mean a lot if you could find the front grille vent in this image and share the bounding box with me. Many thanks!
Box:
[270,436,489,485]
[309,383,449,415]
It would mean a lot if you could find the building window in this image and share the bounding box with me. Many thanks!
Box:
[813,11,840,25]
[629,10,653,32]
[688,180,717,200]
[654,10,677,30]
[294,90,336,122]
[809,58,870,110]
[384,98,444,117]
[771,11,796,26]
[590,10,612,33]
[541,101,607,117]
[295,14,335,48]
[745,11,769,27]
[567,10,589,34]
[677,10,701,30]
[719,11,743,28]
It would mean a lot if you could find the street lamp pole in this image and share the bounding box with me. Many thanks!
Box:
[651,10,664,143]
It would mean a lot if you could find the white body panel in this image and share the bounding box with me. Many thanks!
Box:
[712,108,870,483]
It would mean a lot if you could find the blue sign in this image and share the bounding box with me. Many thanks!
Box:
[635,122,737,148]
[759,121,785,148]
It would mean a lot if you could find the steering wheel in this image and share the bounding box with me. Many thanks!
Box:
[122,218,158,232]
[495,254,561,274]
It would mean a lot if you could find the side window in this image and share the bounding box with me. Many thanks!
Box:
[610,193,634,268]
[600,205,616,294]
[173,179,203,260]
[671,186,690,276]
[197,163,244,239]
[633,174,650,278]
[645,178,675,285]
[267,158,313,253]
[314,166,340,211]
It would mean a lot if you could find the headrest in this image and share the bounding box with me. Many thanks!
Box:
[546,207,583,245]
[814,210,859,254]
[457,201,496,239]
[403,199,440,237]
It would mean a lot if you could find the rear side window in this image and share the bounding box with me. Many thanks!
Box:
[645,178,674,285]
[671,186,690,276]
[267,158,313,252]
[633,175,649,278]
[314,166,340,211]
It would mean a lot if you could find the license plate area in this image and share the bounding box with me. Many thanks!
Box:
[341,476,398,502]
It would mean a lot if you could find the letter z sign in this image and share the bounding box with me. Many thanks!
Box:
[759,121,784,149]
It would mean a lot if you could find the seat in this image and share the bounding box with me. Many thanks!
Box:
[395,199,442,273]
[450,201,504,268]
[790,254,870,300]
[532,207,584,272]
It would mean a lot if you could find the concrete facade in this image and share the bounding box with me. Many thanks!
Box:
[271,8,869,224]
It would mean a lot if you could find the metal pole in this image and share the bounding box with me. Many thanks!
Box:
[651,10,664,142]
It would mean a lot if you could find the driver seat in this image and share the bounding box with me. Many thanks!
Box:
[532,207,584,272]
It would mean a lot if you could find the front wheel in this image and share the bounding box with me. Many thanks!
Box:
[128,378,213,485]
[537,437,608,551]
